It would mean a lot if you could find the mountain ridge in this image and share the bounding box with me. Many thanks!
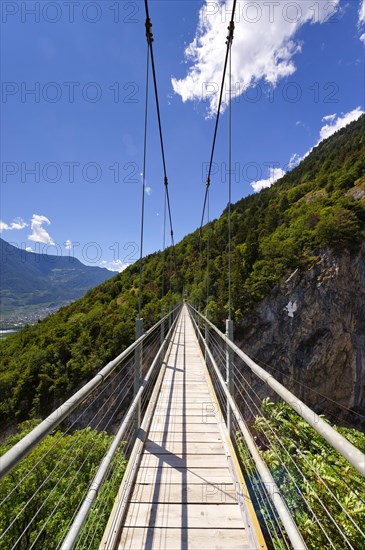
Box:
[0,238,114,325]
[0,114,364,431]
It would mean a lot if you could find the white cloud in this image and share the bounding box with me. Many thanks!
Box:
[319,107,364,141]
[100,259,128,273]
[288,153,302,169]
[64,240,72,250]
[0,217,28,232]
[360,0,365,23]
[28,214,54,244]
[26,247,34,253]
[359,1,365,42]
[251,167,286,193]
[172,0,340,115]
[322,113,336,122]
[145,186,152,196]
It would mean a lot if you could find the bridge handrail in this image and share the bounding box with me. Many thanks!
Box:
[0,304,182,480]
[188,305,307,549]
[60,307,181,549]
[188,304,365,478]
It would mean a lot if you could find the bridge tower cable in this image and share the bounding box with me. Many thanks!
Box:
[225,17,235,436]
[134,14,152,436]
[138,39,150,321]
[228,29,233,322]
[200,0,238,233]
[198,0,238,318]
[144,0,179,303]
[161,188,167,301]
[206,186,210,307]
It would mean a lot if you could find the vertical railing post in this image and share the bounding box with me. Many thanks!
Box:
[226,319,234,435]
[205,309,209,363]
[134,318,143,436]
[160,308,165,367]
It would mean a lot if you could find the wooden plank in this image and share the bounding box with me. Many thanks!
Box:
[136,467,234,485]
[123,503,244,529]
[162,375,206,380]
[157,413,218,419]
[156,395,214,402]
[146,432,223,443]
[140,453,229,469]
[150,415,217,426]
[158,389,211,395]
[131,482,238,504]
[153,407,218,416]
[156,390,211,396]
[152,413,216,420]
[159,379,207,384]
[162,378,206,381]
[118,527,250,550]
[144,440,225,455]
[149,423,220,433]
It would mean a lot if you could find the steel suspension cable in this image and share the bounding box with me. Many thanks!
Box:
[206,187,210,305]
[138,38,150,319]
[234,418,290,549]
[144,0,178,295]
[5,374,135,547]
[144,1,175,248]
[161,188,167,300]
[200,1,237,232]
[239,350,365,426]
[198,230,203,311]
[231,369,354,548]
[228,42,233,320]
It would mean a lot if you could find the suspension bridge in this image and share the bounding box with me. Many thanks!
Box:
[1,302,365,549]
[1,0,365,548]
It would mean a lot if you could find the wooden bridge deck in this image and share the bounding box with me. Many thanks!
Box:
[102,306,265,550]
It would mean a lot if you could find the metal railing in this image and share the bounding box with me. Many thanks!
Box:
[0,304,182,550]
[188,303,365,550]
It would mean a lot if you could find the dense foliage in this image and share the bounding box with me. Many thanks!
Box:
[0,421,126,549]
[0,115,364,430]
[237,400,365,549]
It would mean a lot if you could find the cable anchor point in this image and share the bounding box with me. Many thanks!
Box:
[226,21,235,46]
[145,17,153,45]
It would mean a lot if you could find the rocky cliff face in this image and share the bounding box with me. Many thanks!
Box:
[238,242,365,430]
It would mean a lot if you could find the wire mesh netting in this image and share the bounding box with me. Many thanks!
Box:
[0,306,181,550]
[188,304,365,550]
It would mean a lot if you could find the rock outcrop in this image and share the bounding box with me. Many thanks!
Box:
[238,242,365,430]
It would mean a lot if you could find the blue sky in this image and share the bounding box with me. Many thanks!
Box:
[1,0,364,271]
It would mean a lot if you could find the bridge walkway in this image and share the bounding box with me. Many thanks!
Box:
[103,305,265,549]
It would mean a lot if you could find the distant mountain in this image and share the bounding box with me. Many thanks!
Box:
[0,239,114,324]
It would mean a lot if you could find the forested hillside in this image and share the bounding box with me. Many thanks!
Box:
[0,115,364,431]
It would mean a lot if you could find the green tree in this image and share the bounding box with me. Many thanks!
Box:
[237,400,365,549]
[0,421,126,549]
